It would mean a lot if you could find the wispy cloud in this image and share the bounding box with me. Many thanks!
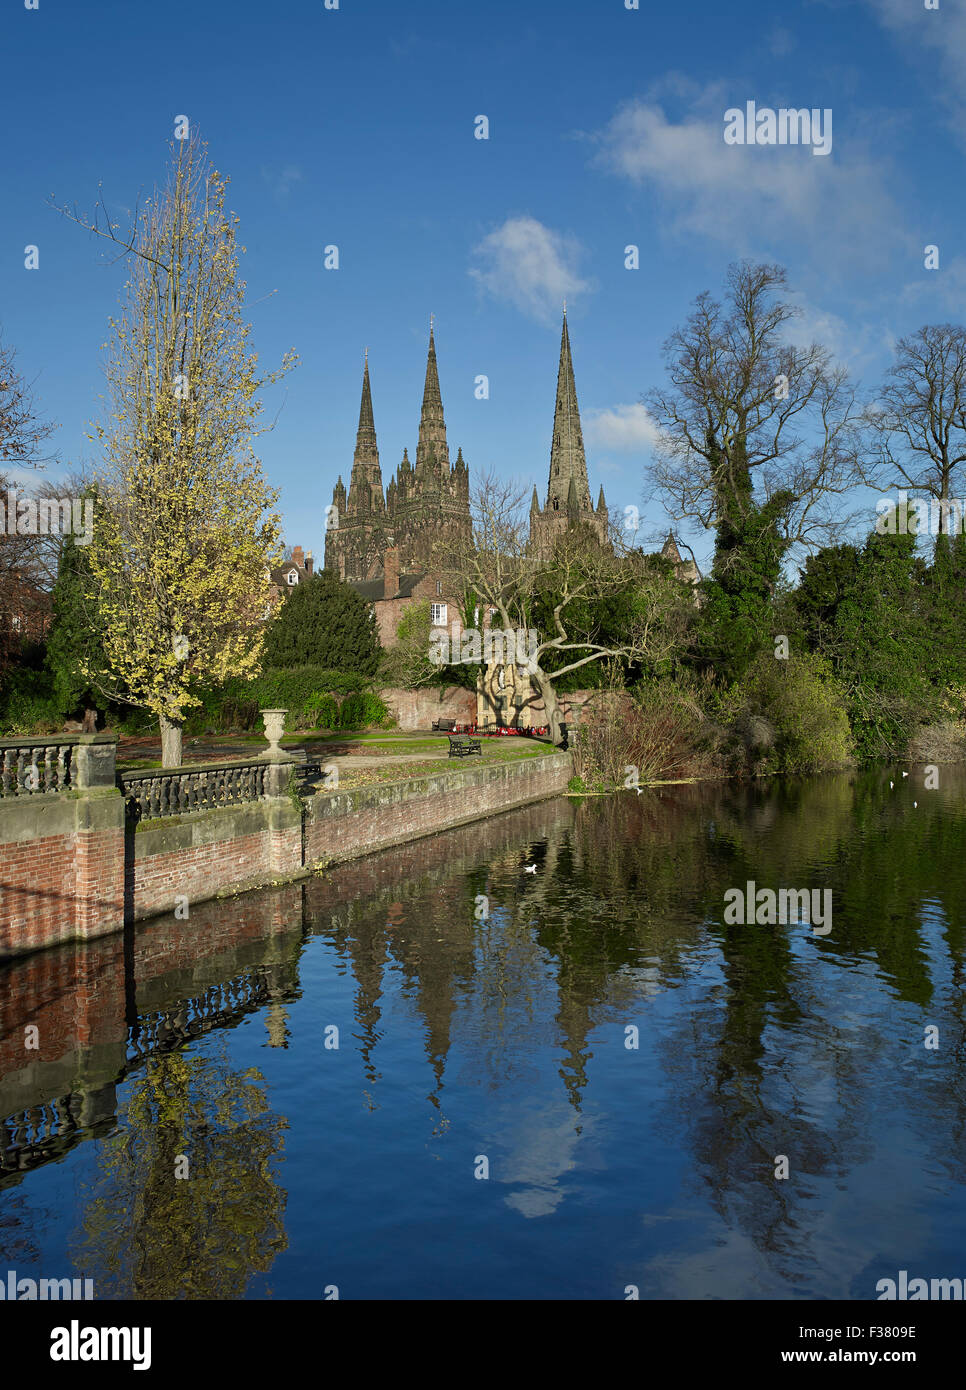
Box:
[865,0,966,137]
[468,216,594,323]
[590,84,909,270]
[584,403,661,454]
[260,165,303,200]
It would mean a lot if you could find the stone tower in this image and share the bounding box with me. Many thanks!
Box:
[385,326,470,572]
[325,329,471,582]
[325,354,391,580]
[529,310,609,558]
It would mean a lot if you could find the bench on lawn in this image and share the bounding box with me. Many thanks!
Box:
[432,717,457,733]
[290,749,324,784]
[448,734,482,758]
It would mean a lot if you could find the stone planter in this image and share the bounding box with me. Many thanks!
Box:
[260,709,288,758]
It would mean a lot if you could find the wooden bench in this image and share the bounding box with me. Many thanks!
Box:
[290,749,324,784]
[432,718,457,733]
[447,734,482,758]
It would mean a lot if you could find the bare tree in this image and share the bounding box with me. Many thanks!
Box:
[645,261,863,572]
[433,471,692,746]
[0,334,56,469]
[863,324,966,543]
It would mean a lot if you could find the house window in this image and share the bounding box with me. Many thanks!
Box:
[436,580,442,596]
[431,603,447,625]
[287,570,298,585]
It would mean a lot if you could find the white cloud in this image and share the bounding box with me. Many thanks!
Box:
[584,403,662,454]
[866,0,966,135]
[591,91,908,269]
[468,216,593,323]
[261,165,303,199]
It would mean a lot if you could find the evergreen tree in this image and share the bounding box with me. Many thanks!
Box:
[263,569,380,674]
[45,488,109,717]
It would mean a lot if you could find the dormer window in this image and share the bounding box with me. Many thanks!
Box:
[287,570,299,586]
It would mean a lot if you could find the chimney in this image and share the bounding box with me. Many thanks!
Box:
[292,544,305,568]
[383,546,400,600]
[305,550,314,576]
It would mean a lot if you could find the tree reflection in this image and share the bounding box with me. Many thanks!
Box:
[70,1041,287,1299]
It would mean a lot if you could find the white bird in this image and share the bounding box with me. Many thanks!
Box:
[914,801,918,808]
[890,781,895,789]
[635,786,644,795]
[902,771,909,778]
[524,864,537,874]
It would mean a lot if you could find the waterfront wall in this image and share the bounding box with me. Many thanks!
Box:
[0,740,571,959]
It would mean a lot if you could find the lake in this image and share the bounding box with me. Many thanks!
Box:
[2,768,965,1300]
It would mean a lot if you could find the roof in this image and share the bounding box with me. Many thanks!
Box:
[350,572,425,602]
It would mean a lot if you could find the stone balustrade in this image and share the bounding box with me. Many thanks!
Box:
[0,733,117,797]
[119,758,274,822]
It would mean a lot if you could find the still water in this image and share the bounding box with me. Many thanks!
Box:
[2,770,966,1300]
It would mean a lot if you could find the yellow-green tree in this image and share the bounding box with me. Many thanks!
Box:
[60,134,293,765]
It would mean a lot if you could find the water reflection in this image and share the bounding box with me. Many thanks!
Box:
[1,769,965,1298]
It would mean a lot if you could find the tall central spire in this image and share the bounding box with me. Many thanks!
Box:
[348,354,384,510]
[547,310,591,512]
[416,325,450,477]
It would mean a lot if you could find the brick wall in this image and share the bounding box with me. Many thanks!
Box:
[1,753,571,959]
[0,792,125,958]
[380,685,477,730]
[131,801,302,921]
[306,753,571,866]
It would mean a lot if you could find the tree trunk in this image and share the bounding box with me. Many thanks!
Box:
[531,670,564,747]
[159,713,184,768]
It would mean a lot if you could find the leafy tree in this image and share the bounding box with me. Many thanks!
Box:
[821,520,934,759]
[263,568,380,675]
[55,134,292,765]
[44,486,108,716]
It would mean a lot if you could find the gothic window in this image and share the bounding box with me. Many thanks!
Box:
[553,498,559,511]
[431,603,447,625]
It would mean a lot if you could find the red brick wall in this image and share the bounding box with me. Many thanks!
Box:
[380,685,477,730]
[132,824,300,921]
[1,756,570,958]
[0,826,125,958]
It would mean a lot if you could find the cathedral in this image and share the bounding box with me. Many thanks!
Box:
[323,310,609,591]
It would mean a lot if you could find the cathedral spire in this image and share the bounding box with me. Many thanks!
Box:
[416,324,450,478]
[547,311,591,513]
[347,353,384,513]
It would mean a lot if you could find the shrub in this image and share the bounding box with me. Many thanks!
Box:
[569,680,716,789]
[718,651,854,775]
[337,690,391,730]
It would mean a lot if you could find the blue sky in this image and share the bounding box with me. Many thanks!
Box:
[2,0,965,572]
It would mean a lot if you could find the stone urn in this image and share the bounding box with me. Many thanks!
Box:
[260,708,288,758]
